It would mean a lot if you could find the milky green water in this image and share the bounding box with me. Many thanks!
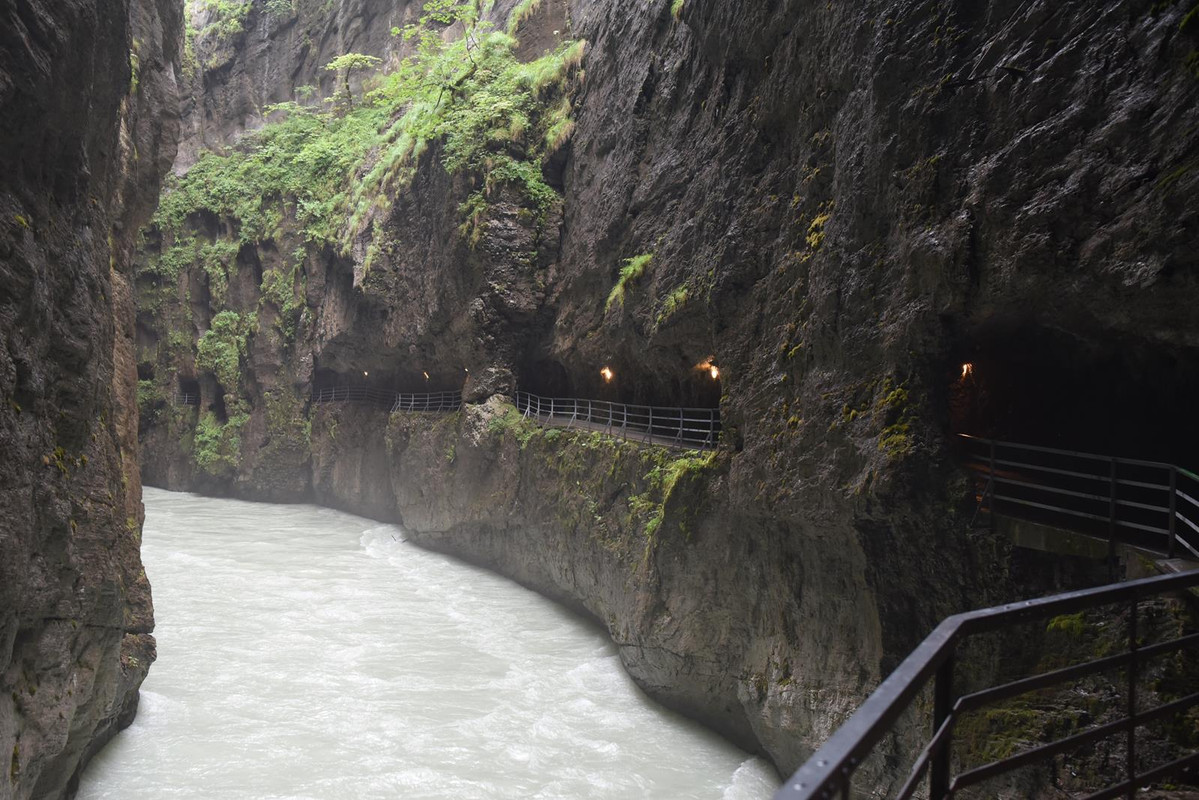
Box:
[77,488,779,799]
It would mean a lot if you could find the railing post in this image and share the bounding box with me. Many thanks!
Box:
[1168,466,1178,559]
[1109,458,1118,572]
[1127,598,1138,800]
[677,410,684,443]
[930,653,954,800]
[988,439,997,533]
[647,407,654,443]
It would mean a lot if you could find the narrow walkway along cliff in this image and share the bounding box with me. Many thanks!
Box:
[3,0,1198,796]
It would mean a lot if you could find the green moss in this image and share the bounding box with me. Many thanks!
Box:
[605,253,653,313]
[1160,160,1198,191]
[805,207,832,250]
[195,311,252,390]
[259,258,303,341]
[1182,2,1199,33]
[656,284,689,325]
[671,0,684,19]
[193,0,252,43]
[193,409,248,476]
[874,378,916,457]
[150,8,584,286]
[487,405,540,448]
[136,379,163,412]
[199,238,240,308]
[628,449,718,548]
[1046,612,1086,637]
[507,0,543,33]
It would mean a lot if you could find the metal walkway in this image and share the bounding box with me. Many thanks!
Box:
[306,386,721,449]
[959,434,1199,561]
[310,386,462,413]
[515,391,720,450]
[777,569,1199,800]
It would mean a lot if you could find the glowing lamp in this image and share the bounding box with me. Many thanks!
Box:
[709,365,720,380]
[363,371,369,377]
[961,363,974,379]
[423,371,430,381]
[600,366,614,383]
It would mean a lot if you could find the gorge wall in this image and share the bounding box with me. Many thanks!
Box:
[0,0,181,797]
[134,0,1199,784]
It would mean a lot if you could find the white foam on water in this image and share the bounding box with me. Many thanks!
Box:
[76,488,781,799]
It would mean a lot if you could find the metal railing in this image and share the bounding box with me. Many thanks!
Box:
[959,434,1199,561]
[310,386,462,413]
[777,569,1199,800]
[515,391,720,450]
[389,391,462,413]
[173,392,200,406]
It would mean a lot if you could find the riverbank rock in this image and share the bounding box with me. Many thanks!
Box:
[0,0,180,796]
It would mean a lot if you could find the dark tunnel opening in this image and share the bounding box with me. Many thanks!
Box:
[518,356,723,411]
[948,319,1199,468]
[177,376,200,398]
[312,365,467,396]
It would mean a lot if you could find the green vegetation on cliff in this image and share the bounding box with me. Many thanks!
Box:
[149,4,584,269]
[195,311,252,390]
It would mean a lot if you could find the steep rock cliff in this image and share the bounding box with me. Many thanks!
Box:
[0,0,180,796]
[135,0,1199,782]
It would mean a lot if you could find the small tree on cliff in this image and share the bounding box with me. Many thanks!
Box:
[324,52,382,108]
[394,0,489,107]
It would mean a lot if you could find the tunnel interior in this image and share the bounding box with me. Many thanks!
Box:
[177,376,199,397]
[949,319,1199,466]
[517,356,723,410]
[312,366,467,395]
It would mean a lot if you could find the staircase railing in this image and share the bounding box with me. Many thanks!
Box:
[514,391,720,450]
[958,434,1199,561]
[173,392,200,406]
[776,569,1199,800]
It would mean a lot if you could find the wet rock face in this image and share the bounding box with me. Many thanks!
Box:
[0,0,179,796]
[176,0,418,171]
[136,0,1198,783]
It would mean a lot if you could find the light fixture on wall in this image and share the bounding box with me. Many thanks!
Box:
[423,371,430,381]
[696,358,720,380]
[363,371,369,377]
[961,363,974,379]
[600,366,614,383]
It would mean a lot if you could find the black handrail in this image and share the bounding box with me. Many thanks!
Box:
[514,391,720,450]
[310,386,462,413]
[959,434,1199,561]
[776,569,1199,799]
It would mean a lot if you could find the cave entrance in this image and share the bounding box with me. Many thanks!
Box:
[313,366,466,400]
[949,319,1199,466]
[177,377,200,405]
[518,359,572,398]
